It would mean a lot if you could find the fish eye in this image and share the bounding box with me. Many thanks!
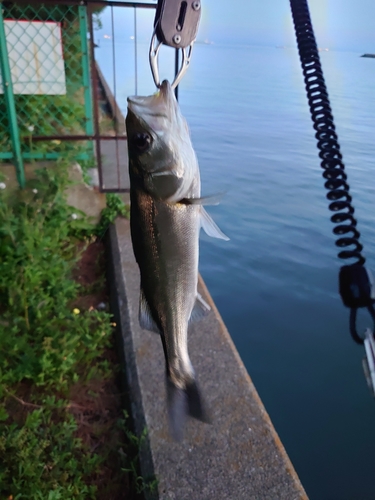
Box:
[132,133,152,152]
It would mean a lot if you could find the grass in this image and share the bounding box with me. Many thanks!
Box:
[0,164,153,499]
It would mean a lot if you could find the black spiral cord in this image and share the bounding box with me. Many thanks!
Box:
[289,0,375,344]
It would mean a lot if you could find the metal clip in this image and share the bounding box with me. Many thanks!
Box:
[348,305,375,399]
[362,328,375,397]
[149,30,194,89]
[153,0,201,49]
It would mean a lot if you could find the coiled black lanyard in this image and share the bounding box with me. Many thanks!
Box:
[289,0,375,394]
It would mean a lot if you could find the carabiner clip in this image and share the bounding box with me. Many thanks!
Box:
[149,30,194,89]
[349,303,375,345]
[363,328,375,397]
[348,305,375,397]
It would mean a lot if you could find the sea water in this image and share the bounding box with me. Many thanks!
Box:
[95,27,375,500]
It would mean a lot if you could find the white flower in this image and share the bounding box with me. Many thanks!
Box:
[27,125,35,132]
[0,182,6,189]
[71,213,78,220]
[32,188,38,194]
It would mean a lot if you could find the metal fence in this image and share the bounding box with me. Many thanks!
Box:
[0,1,95,187]
[0,0,160,191]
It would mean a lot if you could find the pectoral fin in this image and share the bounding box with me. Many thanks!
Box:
[200,207,229,241]
[139,288,160,333]
[180,193,225,206]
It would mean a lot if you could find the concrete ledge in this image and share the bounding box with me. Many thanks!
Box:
[108,217,308,500]
[0,162,106,223]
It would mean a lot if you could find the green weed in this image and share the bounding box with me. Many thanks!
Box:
[0,405,100,499]
[96,194,130,238]
[0,164,134,498]
[0,166,111,391]
[119,411,158,496]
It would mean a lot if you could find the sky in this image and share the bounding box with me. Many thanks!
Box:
[103,0,375,52]
[199,0,375,51]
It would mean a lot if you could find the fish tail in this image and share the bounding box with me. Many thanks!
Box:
[166,376,210,441]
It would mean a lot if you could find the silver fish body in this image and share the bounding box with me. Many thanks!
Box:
[126,80,227,439]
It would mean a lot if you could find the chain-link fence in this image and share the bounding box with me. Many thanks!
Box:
[0,1,94,186]
[0,0,165,191]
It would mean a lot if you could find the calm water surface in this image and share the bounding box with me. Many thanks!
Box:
[96,26,375,499]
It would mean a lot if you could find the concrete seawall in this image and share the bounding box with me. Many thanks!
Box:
[98,60,307,498]
[107,218,308,500]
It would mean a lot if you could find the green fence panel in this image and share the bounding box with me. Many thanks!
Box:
[0,4,25,187]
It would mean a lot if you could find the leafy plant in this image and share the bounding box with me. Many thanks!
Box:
[119,411,158,496]
[96,194,130,238]
[0,164,136,498]
[0,405,100,499]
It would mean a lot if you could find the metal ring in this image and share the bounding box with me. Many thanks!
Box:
[172,44,193,89]
[149,31,162,88]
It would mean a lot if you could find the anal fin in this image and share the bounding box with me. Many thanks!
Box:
[189,292,211,324]
[139,288,160,334]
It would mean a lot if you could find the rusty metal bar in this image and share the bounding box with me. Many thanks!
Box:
[29,135,128,141]
[88,0,156,6]
[101,187,130,193]
[110,5,121,189]
[90,0,156,5]
[7,0,157,8]
[87,0,157,5]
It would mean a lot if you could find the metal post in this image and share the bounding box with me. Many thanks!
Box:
[0,6,25,188]
[134,6,138,95]
[87,6,103,189]
[79,4,94,158]
[110,5,121,189]
[174,48,179,100]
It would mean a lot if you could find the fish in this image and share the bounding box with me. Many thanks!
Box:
[125,80,228,440]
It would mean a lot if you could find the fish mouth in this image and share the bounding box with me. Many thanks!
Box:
[158,79,174,100]
[127,80,175,118]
